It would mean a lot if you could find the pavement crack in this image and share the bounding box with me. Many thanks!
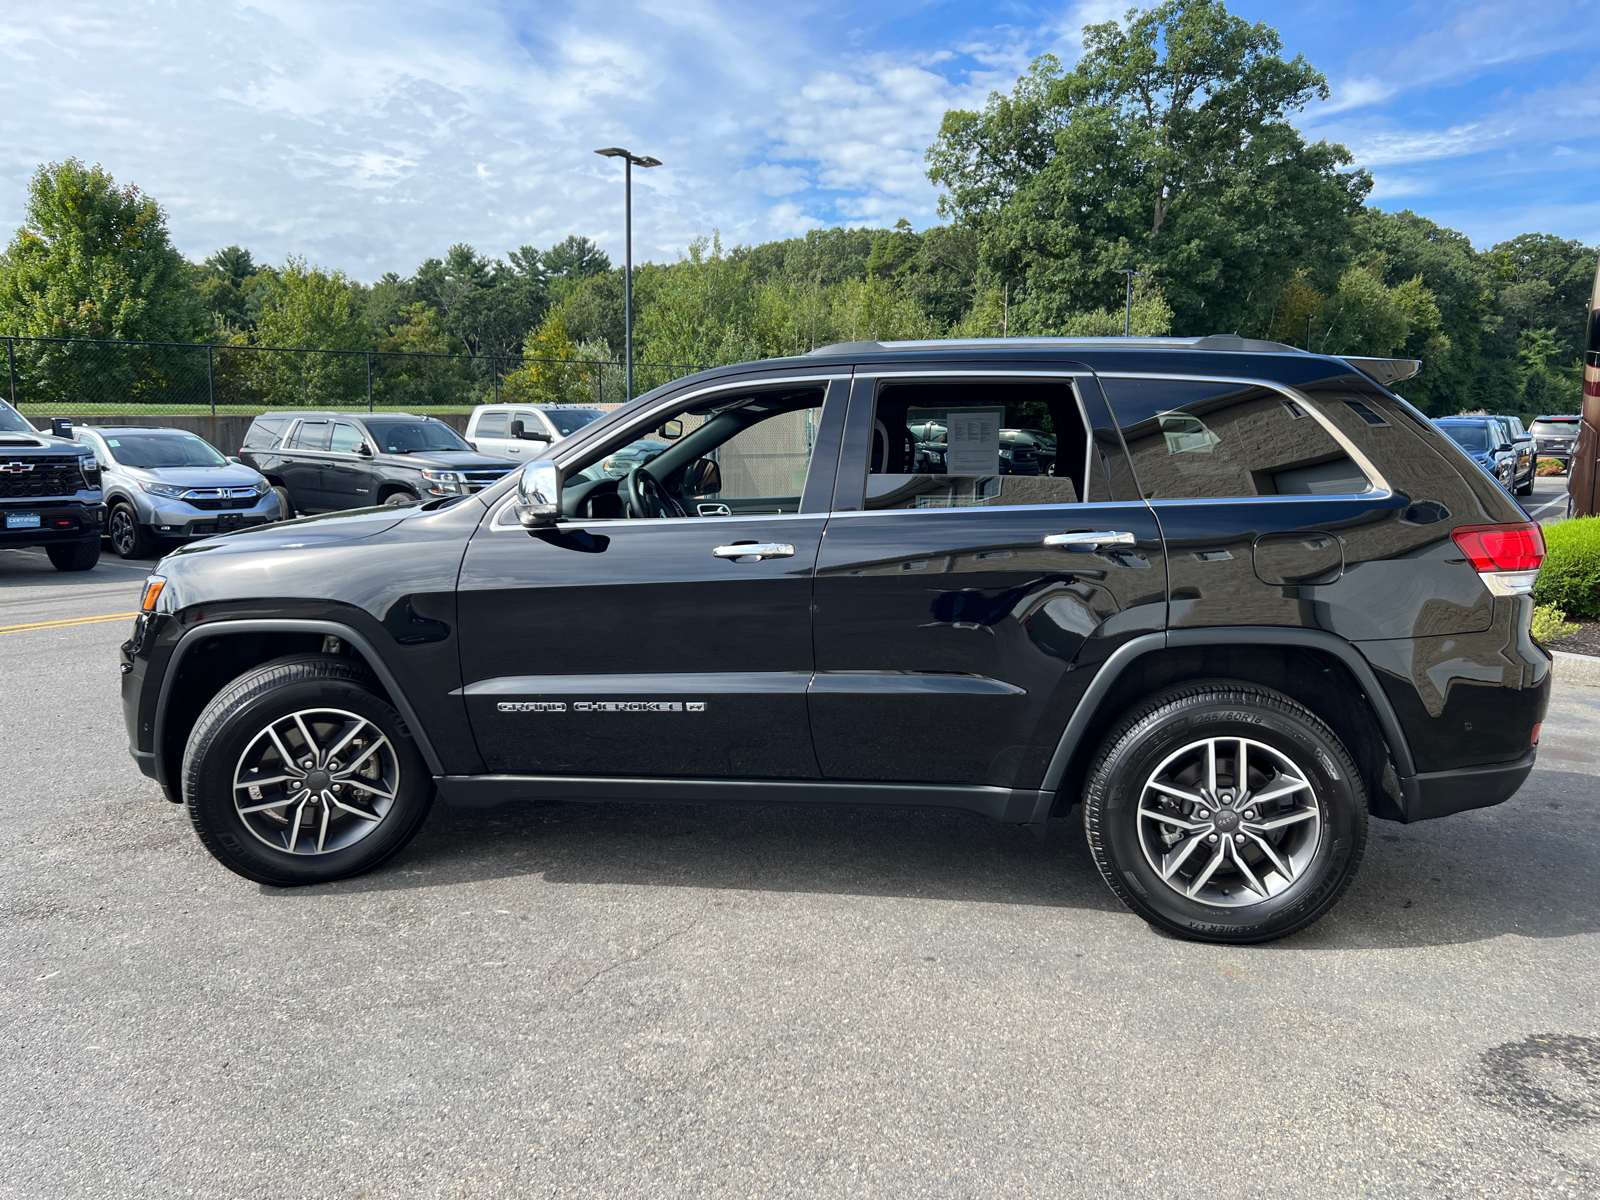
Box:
[564,918,702,1002]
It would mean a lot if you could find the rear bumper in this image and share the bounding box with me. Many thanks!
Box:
[1398,750,1537,822]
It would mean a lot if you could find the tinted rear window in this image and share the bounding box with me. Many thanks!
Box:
[476,411,508,438]
[289,421,331,451]
[1531,419,1578,433]
[1100,378,1369,499]
[242,416,288,449]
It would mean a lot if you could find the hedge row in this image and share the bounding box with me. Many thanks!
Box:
[1535,516,1600,619]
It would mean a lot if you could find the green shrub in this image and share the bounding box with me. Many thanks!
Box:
[1531,604,1579,643]
[1535,517,1600,618]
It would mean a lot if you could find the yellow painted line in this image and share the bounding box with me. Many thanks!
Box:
[0,612,139,635]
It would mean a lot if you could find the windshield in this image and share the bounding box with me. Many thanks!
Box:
[364,421,471,454]
[1442,425,1489,452]
[0,403,36,434]
[102,433,227,468]
[549,408,604,436]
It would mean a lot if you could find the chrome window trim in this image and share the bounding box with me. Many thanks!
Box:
[489,499,825,532]
[487,372,851,531]
[1096,371,1392,498]
[850,368,1096,501]
[822,499,1155,520]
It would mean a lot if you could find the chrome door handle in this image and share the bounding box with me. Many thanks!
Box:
[713,542,795,561]
[1042,530,1137,548]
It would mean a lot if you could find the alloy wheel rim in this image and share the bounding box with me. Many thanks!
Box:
[110,509,135,554]
[1135,736,1322,909]
[232,707,398,855]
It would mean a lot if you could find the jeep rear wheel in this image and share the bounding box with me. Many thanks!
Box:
[1083,682,1367,944]
[182,654,433,886]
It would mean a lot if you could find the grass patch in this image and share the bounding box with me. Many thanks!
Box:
[1536,457,1566,475]
[1535,516,1600,619]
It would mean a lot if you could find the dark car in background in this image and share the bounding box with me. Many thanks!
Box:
[1001,427,1058,475]
[1497,415,1536,494]
[73,426,283,559]
[1530,414,1579,469]
[239,411,517,515]
[1435,417,1519,492]
[0,407,103,571]
[123,334,1550,946]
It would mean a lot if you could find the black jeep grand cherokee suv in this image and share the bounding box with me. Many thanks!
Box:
[121,337,1551,944]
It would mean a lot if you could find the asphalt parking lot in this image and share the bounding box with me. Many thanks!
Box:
[2,543,1598,1200]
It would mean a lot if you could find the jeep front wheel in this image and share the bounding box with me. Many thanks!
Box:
[1083,682,1367,945]
[182,655,433,886]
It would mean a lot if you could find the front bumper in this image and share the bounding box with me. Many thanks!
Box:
[0,501,105,544]
[145,494,284,539]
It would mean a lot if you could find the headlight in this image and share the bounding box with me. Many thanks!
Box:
[138,480,188,500]
[999,448,1013,459]
[421,469,464,494]
[251,480,270,496]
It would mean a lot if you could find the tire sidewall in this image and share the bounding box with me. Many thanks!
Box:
[1090,695,1365,943]
[187,674,430,886]
[109,502,141,558]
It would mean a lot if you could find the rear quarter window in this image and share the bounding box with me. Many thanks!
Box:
[242,416,289,450]
[1296,378,1524,525]
[1100,377,1370,499]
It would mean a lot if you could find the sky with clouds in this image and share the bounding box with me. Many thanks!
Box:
[1,1,1596,280]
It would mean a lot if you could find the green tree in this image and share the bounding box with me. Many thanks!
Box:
[0,159,206,404]
[927,0,1369,336]
[247,257,369,407]
[374,302,475,408]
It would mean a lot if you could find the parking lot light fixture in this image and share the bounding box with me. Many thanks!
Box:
[595,147,663,401]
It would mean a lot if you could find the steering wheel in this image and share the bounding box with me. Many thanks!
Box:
[624,466,684,519]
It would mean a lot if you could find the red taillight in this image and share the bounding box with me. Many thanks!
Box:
[1531,722,1542,746]
[1451,522,1545,572]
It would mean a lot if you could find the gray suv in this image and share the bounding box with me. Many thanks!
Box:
[75,427,284,559]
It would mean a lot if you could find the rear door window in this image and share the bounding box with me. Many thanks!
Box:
[289,420,331,451]
[1100,378,1371,499]
[476,411,508,439]
[860,380,1088,509]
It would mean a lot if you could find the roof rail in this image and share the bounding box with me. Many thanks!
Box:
[805,335,1309,356]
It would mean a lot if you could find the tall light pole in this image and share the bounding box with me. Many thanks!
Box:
[1115,268,1144,337]
[594,147,661,401]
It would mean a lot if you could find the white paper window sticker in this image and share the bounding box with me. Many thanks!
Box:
[944,409,1001,475]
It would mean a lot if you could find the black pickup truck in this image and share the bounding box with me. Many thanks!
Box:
[0,407,104,570]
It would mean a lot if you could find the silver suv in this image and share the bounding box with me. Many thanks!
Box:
[75,427,283,559]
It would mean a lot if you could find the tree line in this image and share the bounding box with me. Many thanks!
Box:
[0,0,1593,414]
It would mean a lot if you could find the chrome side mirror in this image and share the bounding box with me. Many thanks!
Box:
[514,459,560,528]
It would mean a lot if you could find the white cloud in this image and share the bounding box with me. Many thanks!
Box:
[0,0,1079,276]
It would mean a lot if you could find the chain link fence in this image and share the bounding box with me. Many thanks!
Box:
[2,335,705,417]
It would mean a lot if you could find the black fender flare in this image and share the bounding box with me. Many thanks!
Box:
[1038,627,1418,798]
[152,618,447,790]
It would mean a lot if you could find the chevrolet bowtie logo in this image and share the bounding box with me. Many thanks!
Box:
[0,461,35,474]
